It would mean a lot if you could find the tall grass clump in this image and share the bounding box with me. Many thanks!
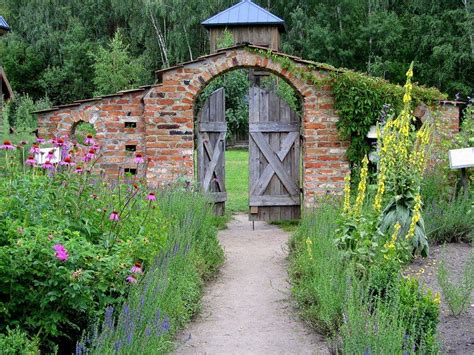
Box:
[437,248,474,316]
[289,200,348,335]
[338,275,439,353]
[422,170,473,244]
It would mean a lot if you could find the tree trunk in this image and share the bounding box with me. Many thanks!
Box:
[146,6,170,68]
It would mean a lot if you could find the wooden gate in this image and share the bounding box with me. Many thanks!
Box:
[196,88,227,215]
[248,86,301,221]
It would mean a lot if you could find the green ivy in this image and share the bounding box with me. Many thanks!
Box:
[246,47,447,165]
[332,70,445,164]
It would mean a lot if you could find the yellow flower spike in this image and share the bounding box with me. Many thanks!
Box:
[434,292,441,305]
[354,156,369,218]
[373,163,386,213]
[343,173,352,215]
[406,63,414,78]
[406,193,422,240]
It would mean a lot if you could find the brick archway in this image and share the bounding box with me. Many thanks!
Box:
[36,45,352,206]
[144,46,350,205]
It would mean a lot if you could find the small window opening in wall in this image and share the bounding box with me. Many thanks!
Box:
[125,122,137,128]
[125,144,137,152]
[71,121,96,144]
[124,168,137,175]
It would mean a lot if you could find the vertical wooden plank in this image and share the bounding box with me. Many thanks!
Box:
[279,97,292,221]
[249,87,260,220]
[259,88,270,222]
[268,90,281,221]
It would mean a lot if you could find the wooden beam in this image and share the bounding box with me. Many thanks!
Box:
[250,195,299,206]
[249,122,299,132]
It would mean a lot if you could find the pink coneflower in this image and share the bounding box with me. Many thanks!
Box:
[130,262,143,274]
[0,140,15,150]
[84,134,95,146]
[74,166,83,173]
[84,148,95,162]
[25,156,36,166]
[42,160,54,170]
[30,144,40,154]
[36,137,45,143]
[126,275,137,284]
[146,192,156,201]
[53,244,69,261]
[46,150,55,161]
[135,153,144,164]
[60,156,76,166]
[109,211,120,222]
[54,137,66,147]
[92,143,100,151]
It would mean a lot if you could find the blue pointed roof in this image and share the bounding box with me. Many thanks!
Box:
[202,0,285,30]
[0,16,10,32]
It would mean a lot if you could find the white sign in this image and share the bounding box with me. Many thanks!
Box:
[367,125,378,139]
[35,147,61,164]
[448,147,474,169]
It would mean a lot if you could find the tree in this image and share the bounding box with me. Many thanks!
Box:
[91,30,150,96]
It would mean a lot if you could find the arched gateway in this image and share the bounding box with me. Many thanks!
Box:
[35,0,460,219]
[36,45,350,212]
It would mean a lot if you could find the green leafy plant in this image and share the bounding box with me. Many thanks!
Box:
[437,249,474,316]
[0,134,223,352]
[338,275,439,353]
[0,328,40,355]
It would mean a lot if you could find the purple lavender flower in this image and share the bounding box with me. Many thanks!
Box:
[114,340,122,353]
[104,305,114,329]
[162,316,170,333]
[75,342,87,355]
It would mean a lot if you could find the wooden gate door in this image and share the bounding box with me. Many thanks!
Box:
[196,88,227,216]
[249,86,301,221]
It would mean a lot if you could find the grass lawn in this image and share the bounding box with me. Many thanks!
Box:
[225,149,248,213]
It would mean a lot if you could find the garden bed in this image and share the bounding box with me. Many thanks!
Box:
[405,243,474,354]
[0,136,225,353]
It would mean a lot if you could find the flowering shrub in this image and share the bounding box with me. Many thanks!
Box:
[337,63,432,271]
[0,134,223,352]
[291,64,440,353]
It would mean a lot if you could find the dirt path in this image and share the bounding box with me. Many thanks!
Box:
[175,214,328,355]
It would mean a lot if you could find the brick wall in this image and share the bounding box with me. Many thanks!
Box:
[37,90,147,178]
[36,47,460,207]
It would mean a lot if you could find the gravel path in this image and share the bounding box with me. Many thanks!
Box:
[175,214,328,355]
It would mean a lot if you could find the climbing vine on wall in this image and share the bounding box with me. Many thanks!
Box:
[332,71,446,164]
[246,47,446,165]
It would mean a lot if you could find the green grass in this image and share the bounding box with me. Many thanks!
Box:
[225,149,249,213]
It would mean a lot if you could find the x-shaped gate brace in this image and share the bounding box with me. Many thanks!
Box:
[201,131,226,194]
[249,131,300,203]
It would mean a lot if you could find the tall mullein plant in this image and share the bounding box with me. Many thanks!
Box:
[374,63,432,257]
